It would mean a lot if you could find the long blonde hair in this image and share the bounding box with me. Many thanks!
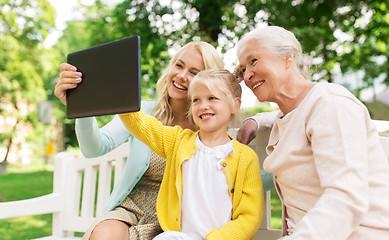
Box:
[154,41,224,126]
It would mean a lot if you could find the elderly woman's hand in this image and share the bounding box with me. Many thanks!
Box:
[237,118,258,145]
[54,63,82,106]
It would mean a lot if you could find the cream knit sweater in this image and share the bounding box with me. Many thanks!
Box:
[255,82,389,239]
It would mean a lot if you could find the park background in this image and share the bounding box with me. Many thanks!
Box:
[0,0,388,239]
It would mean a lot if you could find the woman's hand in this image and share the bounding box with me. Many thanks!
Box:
[54,63,82,106]
[237,118,258,145]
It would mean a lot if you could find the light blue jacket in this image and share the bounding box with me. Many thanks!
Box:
[75,100,274,213]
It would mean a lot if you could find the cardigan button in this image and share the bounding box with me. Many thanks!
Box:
[230,189,234,193]
[222,162,227,167]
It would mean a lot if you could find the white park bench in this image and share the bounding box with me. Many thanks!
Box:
[1,128,389,239]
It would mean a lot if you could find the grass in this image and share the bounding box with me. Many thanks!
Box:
[0,169,53,240]
[270,190,282,229]
[0,165,282,238]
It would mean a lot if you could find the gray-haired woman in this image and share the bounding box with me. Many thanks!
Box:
[237,25,389,239]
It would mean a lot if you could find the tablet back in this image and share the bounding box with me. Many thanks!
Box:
[66,35,140,119]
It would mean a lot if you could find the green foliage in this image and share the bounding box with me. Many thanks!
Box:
[0,0,55,47]
[179,0,238,43]
[364,101,389,121]
[243,102,279,116]
[0,0,56,162]
[0,35,45,104]
[340,1,388,86]
[76,0,172,99]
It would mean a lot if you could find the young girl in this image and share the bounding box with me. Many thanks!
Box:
[119,69,264,240]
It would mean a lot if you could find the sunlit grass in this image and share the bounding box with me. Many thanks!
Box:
[0,170,53,201]
[0,215,52,240]
[0,167,53,239]
[271,189,282,229]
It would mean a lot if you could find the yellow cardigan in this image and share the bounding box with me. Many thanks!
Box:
[120,110,264,240]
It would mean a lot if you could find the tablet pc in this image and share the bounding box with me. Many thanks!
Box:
[66,35,140,119]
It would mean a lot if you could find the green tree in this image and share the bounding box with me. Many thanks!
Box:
[339,1,388,96]
[79,0,172,98]
[0,0,55,47]
[170,0,388,89]
[0,0,55,168]
[235,0,388,88]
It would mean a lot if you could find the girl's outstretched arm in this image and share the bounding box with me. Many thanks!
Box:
[119,110,182,159]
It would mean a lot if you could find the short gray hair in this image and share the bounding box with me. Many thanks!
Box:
[237,26,312,79]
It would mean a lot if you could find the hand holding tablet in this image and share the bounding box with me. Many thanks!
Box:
[66,35,141,119]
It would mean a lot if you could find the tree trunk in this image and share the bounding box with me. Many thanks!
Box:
[1,120,19,174]
[0,160,7,175]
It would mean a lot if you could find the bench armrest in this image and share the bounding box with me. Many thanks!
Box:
[0,192,62,219]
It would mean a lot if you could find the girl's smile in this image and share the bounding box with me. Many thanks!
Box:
[191,83,233,136]
[199,113,215,120]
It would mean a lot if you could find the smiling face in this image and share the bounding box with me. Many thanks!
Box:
[167,46,205,101]
[238,38,288,103]
[190,82,237,136]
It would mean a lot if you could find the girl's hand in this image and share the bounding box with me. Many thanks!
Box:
[54,63,82,106]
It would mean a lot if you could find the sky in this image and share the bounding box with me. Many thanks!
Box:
[45,0,122,48]
[44,0,85,48]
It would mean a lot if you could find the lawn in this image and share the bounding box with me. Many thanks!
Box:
[0,167,282,239]
[0,170,53,240]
